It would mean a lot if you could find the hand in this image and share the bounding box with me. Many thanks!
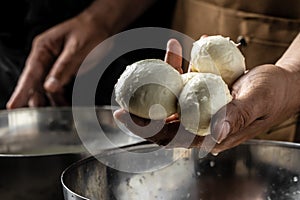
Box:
[114,39,208,148]
[6,0,161,108]
[114,38,300,154]
[210,64,299,153]
[6,12,110,108]
[213,33,300,153]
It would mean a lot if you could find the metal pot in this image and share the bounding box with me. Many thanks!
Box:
[62,140,300,200]
[0,106,143,200]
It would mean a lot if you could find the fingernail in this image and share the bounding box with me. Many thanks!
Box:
[219,122,231,142]
[113,109,127,123]
[167,39,182,55]
[200,35,208,39]
[44,77,61,93]
[212,121,231,143]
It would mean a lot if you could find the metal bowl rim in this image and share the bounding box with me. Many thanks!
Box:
[61,139,300,173]
[60,139,300,199]
[0,105,121,115]
[0,105,121,157]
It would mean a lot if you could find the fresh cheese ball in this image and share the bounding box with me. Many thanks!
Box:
[181,72,199,85]
[115,59,183,120]
[190,35,246,86]
[178,73,232,136]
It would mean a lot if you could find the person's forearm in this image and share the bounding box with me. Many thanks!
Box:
[276,33,300,113]
[276,33,300,73]
[79,0,157,34]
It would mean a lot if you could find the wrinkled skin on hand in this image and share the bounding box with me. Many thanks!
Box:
[210,64,299,153]
[6,13,110,108]
[7,0,156,108]
[114,37,300,154]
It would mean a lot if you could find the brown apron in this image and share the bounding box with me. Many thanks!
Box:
[172,0,300,142]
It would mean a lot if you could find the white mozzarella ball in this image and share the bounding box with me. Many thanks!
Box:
[115,59,183,120]
[190,35,246,86]
[178,73,232,136]
[181,72,199,86]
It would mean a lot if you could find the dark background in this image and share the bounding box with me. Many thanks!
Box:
[94,0,178,106]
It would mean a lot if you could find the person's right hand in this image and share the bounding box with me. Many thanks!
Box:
[6,0,158,109]
[6,11,111,108]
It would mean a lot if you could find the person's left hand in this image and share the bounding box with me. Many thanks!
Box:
[114,38,300,154]
[6,12,111,108]
[114,39,208,148]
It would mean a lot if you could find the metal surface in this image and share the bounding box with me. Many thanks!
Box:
[0,106,143,200]
[62,140,300,200]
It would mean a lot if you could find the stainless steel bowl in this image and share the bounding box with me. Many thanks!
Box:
[0,106,143,200]
[62,140,300,200]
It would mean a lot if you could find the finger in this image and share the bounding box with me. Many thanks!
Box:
[165,113,179,123]
[210,97,269,144]
[164,39,183,74]
[44,40,86,93]
[114,109,164,138]
[6,37,60,109]
[28,91,48,107]
[200,34,208,39]
[47,91,70,106]
[114,109,203,148]
[211,120,270,154]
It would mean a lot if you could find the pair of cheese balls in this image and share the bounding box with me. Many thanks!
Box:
[115,35,246,136]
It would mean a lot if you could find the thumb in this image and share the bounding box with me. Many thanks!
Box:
[43,42,86,93]
[164,39,183,74]
[210,97,267,143]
